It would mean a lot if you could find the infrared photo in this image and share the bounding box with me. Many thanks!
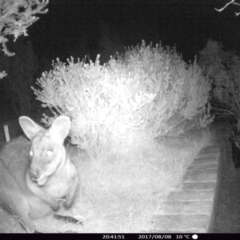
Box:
[1,0,240,235]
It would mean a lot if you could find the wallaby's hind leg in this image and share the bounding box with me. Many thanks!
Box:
[52,214,83,225]
[14,198,37,233]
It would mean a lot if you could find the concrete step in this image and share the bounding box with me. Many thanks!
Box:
[150,142,220,233]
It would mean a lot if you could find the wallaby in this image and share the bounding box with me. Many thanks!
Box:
[0,116,80,233]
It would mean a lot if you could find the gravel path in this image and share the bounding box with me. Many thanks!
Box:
[211,124,240,233]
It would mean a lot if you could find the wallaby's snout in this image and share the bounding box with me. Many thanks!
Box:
[29,168,39,182]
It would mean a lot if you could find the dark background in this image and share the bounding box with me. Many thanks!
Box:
[26,0,240,63]
[1,0,240,123]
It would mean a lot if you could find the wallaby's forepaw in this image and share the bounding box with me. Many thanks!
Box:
[62,199,72,209]
[51,201,61,211]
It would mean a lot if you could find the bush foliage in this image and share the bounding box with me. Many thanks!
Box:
[198,39,240,122]
[33,41,213,159]
[0,0,48,56]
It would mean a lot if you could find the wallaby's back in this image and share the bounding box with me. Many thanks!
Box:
[0,136,31,196]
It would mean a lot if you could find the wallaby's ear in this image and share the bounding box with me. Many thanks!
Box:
[49,116,71,142]
[19,116,44,140]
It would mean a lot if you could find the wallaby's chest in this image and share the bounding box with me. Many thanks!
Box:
[27,161,77,200]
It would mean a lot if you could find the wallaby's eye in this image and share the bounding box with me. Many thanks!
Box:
[46,150,53,157]
[29,150,33,157]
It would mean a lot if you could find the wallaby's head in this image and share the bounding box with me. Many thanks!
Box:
[19,116,71,186]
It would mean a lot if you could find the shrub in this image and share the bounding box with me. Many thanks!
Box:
[33,41,213,159]
[198,39,240,121]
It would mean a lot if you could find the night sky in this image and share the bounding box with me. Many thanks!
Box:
[24,0,240,63]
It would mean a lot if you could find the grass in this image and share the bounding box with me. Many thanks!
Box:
[0,118,212,233]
